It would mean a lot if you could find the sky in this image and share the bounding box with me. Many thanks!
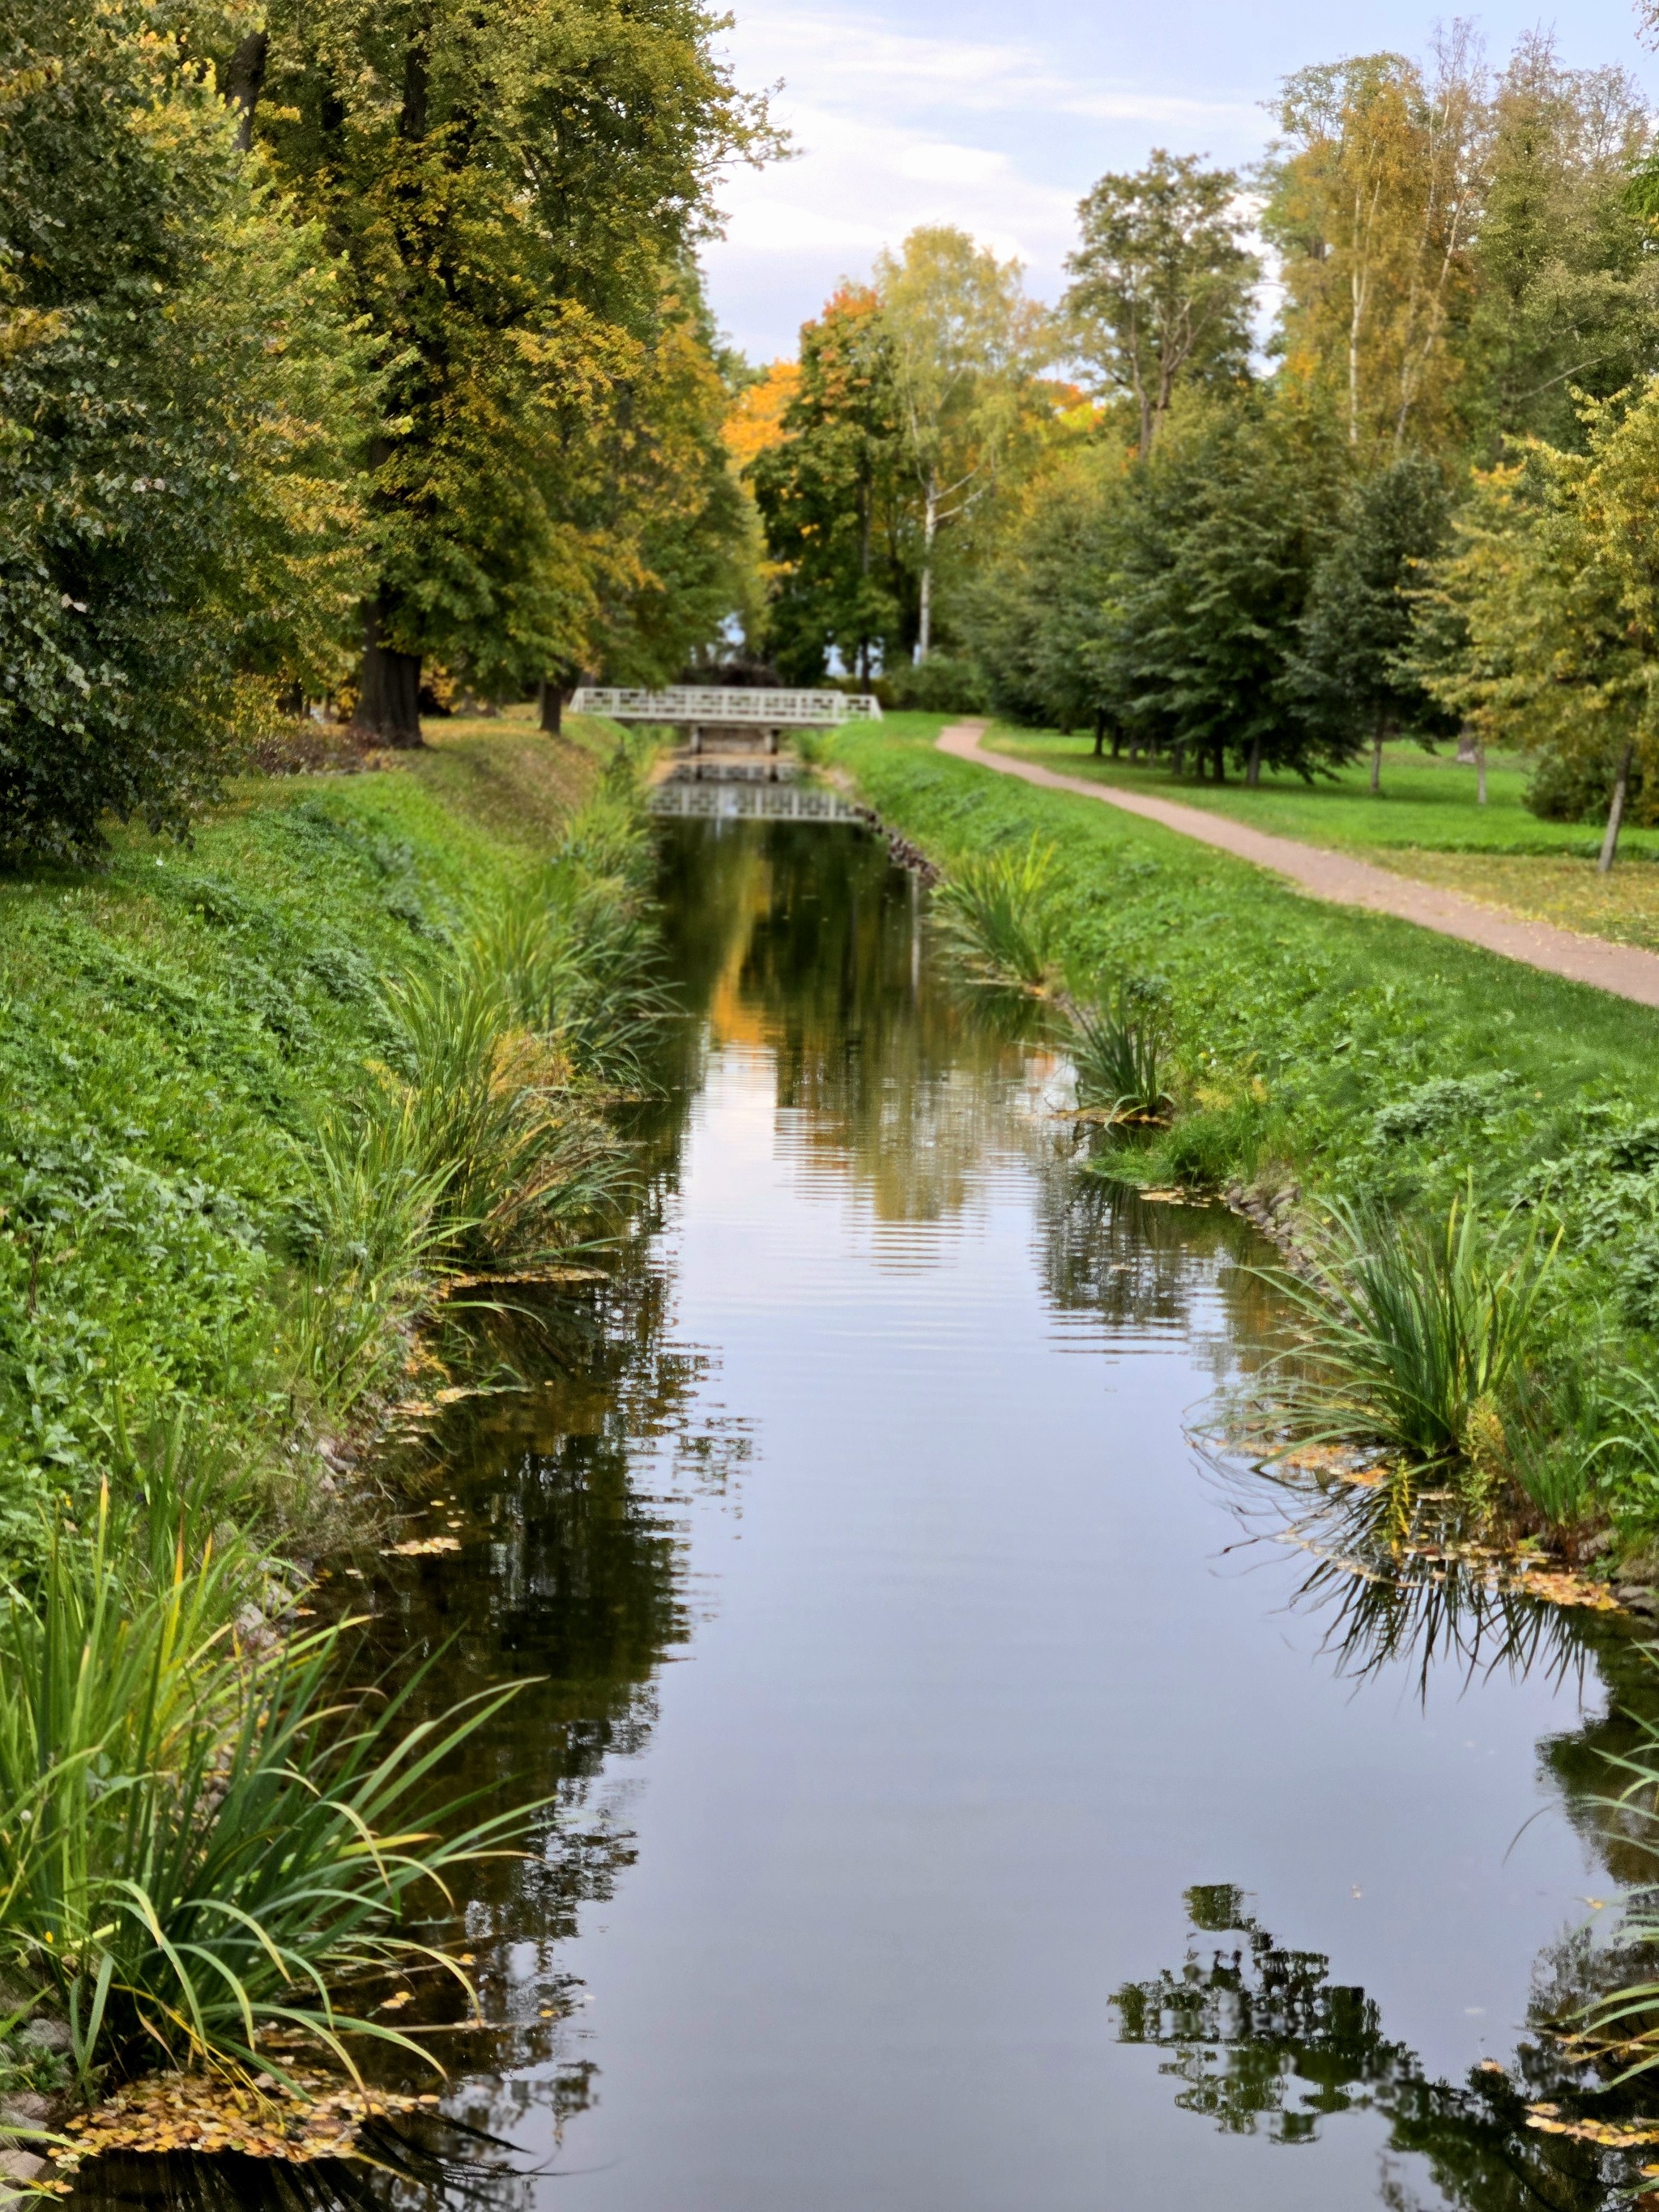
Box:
[700,0,1659,364]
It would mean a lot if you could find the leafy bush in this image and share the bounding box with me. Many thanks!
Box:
[1614,1230,1659,1334]
[932,836,1061,991]
[0,2,371,859]
[1371,1073,1518,1146]
[881,654,990,714]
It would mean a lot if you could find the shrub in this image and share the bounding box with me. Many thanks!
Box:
[881,654,990,714]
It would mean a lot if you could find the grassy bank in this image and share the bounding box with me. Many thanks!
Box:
[0,709,652,1566]
[832,713,1659,1555]
[0,709,667,2148]
[983,722,1659,858]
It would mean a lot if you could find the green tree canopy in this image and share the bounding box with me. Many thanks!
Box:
[1064,150,1259,458]
[0,0,371,857]
[1289,455,1456,791]
[218,0,772,739]
[748,285,910,683]
[874,227,1051,662]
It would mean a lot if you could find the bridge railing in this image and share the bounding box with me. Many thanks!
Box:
[569,686,882,727]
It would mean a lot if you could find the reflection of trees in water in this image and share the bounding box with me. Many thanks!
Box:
[1115,1885,1653,2210]
[655,817,1054,1228]
[1030,1157,1273,1352]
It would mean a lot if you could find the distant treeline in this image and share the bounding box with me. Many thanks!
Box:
[737,29,1659,853]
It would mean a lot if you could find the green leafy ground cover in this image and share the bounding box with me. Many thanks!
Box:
[0,711,613,1566]
[983,725,1659,859]
[833,713,1659,1542]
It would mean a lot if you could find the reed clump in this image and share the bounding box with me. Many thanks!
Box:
[931,835,1062,992]
[1264,1193,1559,1497]
[1069,988,1175,1123]
[0,1459,529,2096]
[282,769,663,1426]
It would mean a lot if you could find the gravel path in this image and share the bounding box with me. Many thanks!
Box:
[936,720,1659,1012]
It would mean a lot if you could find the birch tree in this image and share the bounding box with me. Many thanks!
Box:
[873,228,1049,662]
[1265,35,1488,458]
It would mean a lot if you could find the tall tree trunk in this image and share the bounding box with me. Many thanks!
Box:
[354,599,424,747]
[1213,743,1225,783]
[224,28,268,150]
[1600,740,1636,874]
[1246,736,1262,788]
[1092,711,1106,758]
[916,476,937,661]
[1370,714,1385,795]
[1476,744,1486,807]
[538,679,561,735]
[1110,727,1123,761]
[400,6,433,139]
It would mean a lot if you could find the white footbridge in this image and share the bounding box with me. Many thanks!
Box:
[570,686,881,754]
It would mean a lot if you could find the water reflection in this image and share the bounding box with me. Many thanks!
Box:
[61,816,1659,2211]
[1115,1883,1653,2208]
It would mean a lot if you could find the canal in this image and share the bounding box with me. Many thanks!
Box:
[85,803,1659,2209]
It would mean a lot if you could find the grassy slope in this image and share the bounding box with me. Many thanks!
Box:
[0,710,612,1554]
[835,714,1659,1519]
[983,724,1659,956]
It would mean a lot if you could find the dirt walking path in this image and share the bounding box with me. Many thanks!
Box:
[936,720,1659,1012]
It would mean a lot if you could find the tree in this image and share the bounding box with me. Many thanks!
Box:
[1467,36,1659,454]
[1288,456,1456,792]
[874,228,1050,661]
[748,285,910,683]
[1415,389,1659,869]
[1103,391,1342,782]
[0,0,371,859]
[219,0,771,742]
[963,433,1130,739]
[1063,151,1259,459]
[1265,35,1487,458]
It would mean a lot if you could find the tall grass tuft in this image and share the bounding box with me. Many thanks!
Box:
[1266,1193,1557,1478]
[0,1486,530,2091]
[386,963,625,1271]
[1068,990,1174,1122]
[284,1102,454,1416]
[932,837,1062,993]
[466,872,668,1091]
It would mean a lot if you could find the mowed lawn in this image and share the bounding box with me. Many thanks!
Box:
[984,725,1659,950]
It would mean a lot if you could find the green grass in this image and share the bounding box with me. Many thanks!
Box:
[984,723,1659,859]
[834,714,1659,1543]
[0,710,632,1568]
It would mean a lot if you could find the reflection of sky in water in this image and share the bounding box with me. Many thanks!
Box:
[70,819,1643,2212]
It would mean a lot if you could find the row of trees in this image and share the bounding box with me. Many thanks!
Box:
[1,0,770,855]
[744,27,1659,850]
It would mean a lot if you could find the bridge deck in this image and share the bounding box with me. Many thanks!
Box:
[570,685,881,728]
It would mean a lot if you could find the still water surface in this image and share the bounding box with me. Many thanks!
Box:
[83,809,1659,2209]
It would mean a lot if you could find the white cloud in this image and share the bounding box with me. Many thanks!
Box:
[701,0,1269,359]
[724,2,1260,126]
